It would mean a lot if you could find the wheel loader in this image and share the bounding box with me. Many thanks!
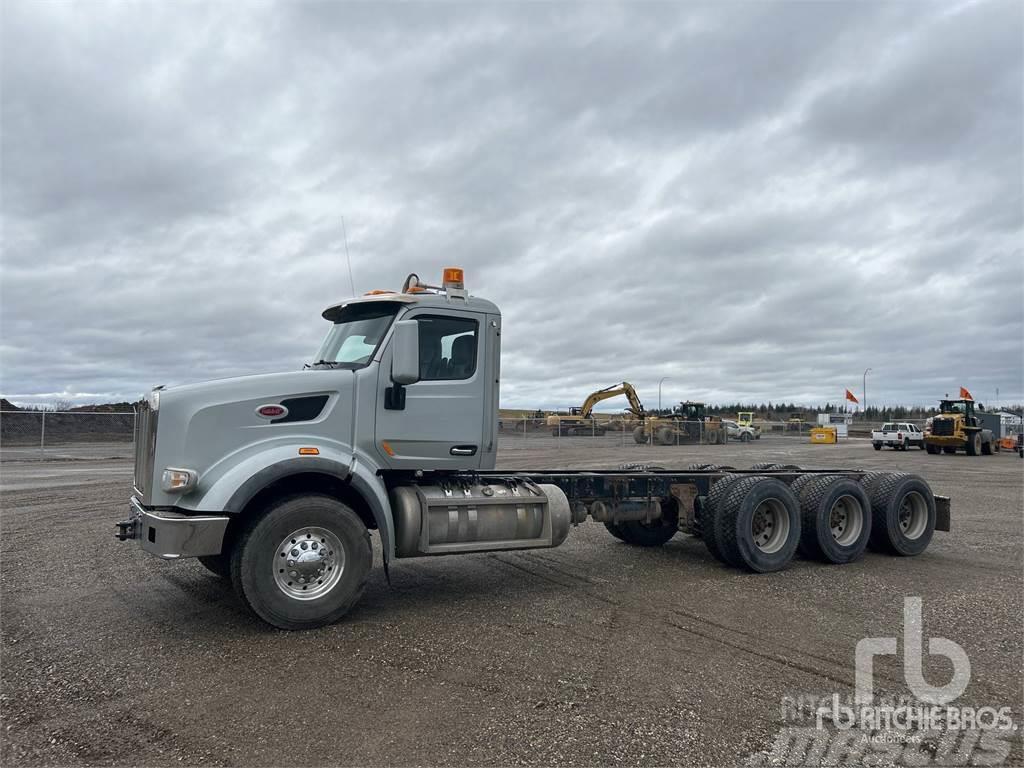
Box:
[633,401,728,445]
[924,398,997,456]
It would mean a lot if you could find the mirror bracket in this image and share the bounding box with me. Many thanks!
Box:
[385,382,406,411]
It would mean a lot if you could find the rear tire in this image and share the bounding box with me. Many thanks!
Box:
[873,442,882,451]
[715,476,801,572]
[655,426,674,445]
[865,474,935,556]
[981,439,993,455]
[617,502,679,547]
[789,473,821,500]
[604,522,626,541]
[797,476,871,563]
[633,426,646,444]
[698,474,742,561]
[231,494,372,630]
[741,432,751,442]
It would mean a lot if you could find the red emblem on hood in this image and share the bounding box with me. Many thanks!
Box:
[256,404,287,419]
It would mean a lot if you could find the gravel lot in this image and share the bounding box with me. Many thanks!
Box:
[2,436,1022,766]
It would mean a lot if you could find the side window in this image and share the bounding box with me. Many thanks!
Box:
[415,315,478,381]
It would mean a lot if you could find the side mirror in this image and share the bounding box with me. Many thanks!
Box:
[391,320,420,385]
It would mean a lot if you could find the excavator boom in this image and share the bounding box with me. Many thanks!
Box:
[579,382,646,418]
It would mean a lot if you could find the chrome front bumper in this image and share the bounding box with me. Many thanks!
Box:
[116,497,229,559]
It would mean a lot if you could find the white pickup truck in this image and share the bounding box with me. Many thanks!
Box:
[872,422,926,451]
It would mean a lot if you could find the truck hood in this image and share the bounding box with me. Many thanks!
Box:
[148,369,357,507]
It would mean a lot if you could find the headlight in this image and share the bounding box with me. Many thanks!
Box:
[147,389,161,411]
[161,468,197,493]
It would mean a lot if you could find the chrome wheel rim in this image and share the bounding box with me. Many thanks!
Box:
[273,527,345,600]
[829,494,863,546]
[751,499,789,554]
[898,492,928,540]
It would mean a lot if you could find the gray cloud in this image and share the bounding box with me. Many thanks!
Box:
[1,0,1021,412]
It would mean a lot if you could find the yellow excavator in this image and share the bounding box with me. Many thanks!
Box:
[547,382,646,436]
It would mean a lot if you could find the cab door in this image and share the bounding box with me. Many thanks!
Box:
[374,308,487,469]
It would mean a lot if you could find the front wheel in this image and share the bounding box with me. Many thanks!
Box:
[231,495,372,630]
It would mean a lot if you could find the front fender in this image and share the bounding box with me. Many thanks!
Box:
[183,444,396,563]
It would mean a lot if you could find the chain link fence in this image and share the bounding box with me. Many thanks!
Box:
[1,410,136,459]
[497,417,774,447]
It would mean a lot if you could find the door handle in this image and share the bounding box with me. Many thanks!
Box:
[450,445,477,456]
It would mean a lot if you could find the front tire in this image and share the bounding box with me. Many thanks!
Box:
[231,495,372,630]
[966,432,981,456]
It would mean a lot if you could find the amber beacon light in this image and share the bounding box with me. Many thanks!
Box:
[442,267,464,290]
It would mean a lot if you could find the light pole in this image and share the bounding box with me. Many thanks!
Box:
[863,368,872,421]
[658,377,671,412]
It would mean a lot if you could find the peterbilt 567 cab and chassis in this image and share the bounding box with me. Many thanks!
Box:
[116,269,951,630]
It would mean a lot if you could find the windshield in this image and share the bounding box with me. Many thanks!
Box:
[312,302,401,369]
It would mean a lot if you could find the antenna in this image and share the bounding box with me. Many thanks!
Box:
[341,216,356,296]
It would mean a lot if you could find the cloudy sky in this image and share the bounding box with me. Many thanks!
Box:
[2,1,1021,412]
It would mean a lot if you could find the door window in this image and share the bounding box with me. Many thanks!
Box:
[416,316,478,381]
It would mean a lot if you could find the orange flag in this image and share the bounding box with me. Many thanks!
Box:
[959,386,973,400]
[845,389,859,404]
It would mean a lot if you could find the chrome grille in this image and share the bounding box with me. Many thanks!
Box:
[133,402,157,502]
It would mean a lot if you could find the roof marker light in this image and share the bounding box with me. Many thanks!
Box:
[442,267,464,289]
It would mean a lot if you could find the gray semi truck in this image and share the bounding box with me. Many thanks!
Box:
[116,268,950,629]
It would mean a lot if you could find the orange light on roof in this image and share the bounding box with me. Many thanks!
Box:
[407,285,427,293]
[364,289,395,296]
[381,441,395,456]
[298,447,320,456]
[442,267,464,286]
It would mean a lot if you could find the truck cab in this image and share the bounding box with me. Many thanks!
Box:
[118,269,573,629]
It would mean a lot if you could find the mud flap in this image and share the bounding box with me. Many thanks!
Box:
[935,495,951,532]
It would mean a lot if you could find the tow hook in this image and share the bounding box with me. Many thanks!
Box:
[115,519,138,541]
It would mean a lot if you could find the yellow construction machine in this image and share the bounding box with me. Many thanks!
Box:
[633,401,728,445]
[547,382,646,436]
[924,398,997,456]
